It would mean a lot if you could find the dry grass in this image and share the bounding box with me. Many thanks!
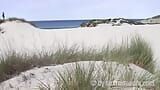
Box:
[0,36,155,84]
[43,62,155,90]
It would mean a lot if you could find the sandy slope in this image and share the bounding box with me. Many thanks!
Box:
[0,22,160,65]
[0,61,154,90]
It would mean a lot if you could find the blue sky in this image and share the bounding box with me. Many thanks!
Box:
[0,0,159,20]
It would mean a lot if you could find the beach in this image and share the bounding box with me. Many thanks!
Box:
[0,21,160,89]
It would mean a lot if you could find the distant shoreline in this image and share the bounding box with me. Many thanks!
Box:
[31,19,144,29]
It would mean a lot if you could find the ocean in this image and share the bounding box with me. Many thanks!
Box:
[31,20,89,29]
[31,19,143,29]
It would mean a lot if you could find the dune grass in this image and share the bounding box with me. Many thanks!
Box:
[0,52,55,82]
[55,63,96,90]
[0,17,37,27]
[39,62,155,90]
[108,36,155,73]
[53,36,155,73]
[129,36,155,73]
[0,36,155,83]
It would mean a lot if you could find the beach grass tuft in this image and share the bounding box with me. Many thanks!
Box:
[49,62,155,90]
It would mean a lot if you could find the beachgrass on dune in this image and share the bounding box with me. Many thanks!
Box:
[0,18,36,27]
[39,62,160,90]
[53,62,155,90]
[0,36,155,83]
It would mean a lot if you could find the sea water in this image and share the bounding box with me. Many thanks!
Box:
[32,20,89,29]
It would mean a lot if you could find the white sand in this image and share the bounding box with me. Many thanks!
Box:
[0,21,160,89]
[0,22,160,64]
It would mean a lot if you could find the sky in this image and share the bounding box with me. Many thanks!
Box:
[0,0,160,20]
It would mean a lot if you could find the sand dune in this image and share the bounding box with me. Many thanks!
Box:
[0,21,160,65]
[0,21,160,89]
[0,61,154,90]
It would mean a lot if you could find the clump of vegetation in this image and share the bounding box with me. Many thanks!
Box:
[7,17,37,27]
[0,17,36,27]
[107,36,155,73]
[55,63,96,90]
[0,52,55,82]
[0,19,5,24]
[42,62,155,90]
[81,19,106,27]
[81,21,97,27]
[129,36,155,72]
[151,15,160,19]
[7,17,26,22]
[80,18,144,27]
